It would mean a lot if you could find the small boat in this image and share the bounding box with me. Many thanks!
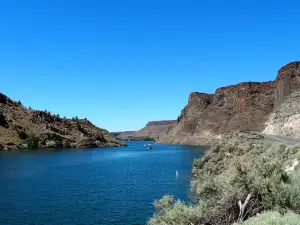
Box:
[147,144,152,150]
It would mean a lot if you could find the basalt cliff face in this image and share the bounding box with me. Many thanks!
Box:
[160,82,275,145]
[135,120,177,139]
[275,62,300,108]
[263,62,300,137]
[0,92,124,150]
[160,62,300,145]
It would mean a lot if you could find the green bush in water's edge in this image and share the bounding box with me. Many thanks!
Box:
[26,133,38,149]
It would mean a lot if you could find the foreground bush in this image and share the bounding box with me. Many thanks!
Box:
[235,211,300,225]
[148,195,207,225]
[148,138,300,225]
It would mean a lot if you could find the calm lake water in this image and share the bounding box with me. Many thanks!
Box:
[0,141,205,225]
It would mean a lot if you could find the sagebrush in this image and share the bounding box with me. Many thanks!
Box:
[148,138,300,225]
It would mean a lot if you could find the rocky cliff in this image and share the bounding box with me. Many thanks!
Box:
[275,62,300,108]
[164,65,300,145]
[160,81,275,145]
[263,62,300,137]
[161,61,300,146]
[135,120,177,139]
[263,90,300,137]
[0,92,124,150]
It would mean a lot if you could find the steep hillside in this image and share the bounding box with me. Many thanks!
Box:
[0,92,124,150]
[135,120,177,139]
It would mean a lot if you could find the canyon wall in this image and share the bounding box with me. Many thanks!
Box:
[160,62,300,145]
[263,62,300,137]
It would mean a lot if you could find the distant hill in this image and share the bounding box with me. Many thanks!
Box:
[111,131,136,139]
[111,120,176,141]
[0,92,125,150]
[134,120,177,139]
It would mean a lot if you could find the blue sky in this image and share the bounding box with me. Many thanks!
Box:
[0,0,299,131]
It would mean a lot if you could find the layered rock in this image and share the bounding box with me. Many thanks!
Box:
[161,61,300,146]
[263,62,300,137]
[160,82,276,145]
[0,92,124,150]
[275,62,300,108]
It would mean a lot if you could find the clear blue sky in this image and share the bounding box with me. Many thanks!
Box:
[0,0,299,131]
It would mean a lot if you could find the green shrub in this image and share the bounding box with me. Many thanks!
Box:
[235,211,300,225]
[149,138,300,225]
[275,168,300,213]
[148,195,207,225]
[26,133,38,149]
[138,136,155,141]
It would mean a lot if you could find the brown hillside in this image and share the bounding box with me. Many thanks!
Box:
[0,92,124,150]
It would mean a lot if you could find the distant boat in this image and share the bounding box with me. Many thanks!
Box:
[147,144,152,150]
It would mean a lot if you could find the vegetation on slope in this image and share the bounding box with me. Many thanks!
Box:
[148,136,300,225]
[0,92,124,150]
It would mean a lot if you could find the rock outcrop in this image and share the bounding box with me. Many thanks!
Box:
[135,120,177,139]
[264,90,300,137]
[275,62,300,108]
[161,61,300,146]
[160,81,275,145]
[0,92,125,150]
[263,62,300,137]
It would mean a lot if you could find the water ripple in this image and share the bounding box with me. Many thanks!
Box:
[0,142,205,225]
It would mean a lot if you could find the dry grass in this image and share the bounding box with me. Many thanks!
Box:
[0,126,21,146]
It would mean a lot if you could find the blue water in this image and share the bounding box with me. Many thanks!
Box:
[0,141,205,225]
